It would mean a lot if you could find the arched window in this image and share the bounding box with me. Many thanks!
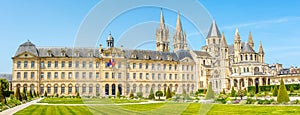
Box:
[61,84,65,94]
[133,84,137,93]
[68,84,72,94]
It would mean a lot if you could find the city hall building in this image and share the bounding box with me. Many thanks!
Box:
[12,10,280,97]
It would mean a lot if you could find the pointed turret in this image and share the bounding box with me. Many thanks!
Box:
[248,32,254,49]
[234,28,240,41]
[206,20,221,39]
[258,41,264,54]
[220,32,228,48]
[160,8,165,29]
[175,11,182,32]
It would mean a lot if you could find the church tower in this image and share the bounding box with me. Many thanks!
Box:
[248,32,254,49]
[258,41,265,63]
[156,8,170,52]
[173,12,188,52]
[234,28,241,63]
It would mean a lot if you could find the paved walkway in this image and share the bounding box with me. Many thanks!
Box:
[0,98,43,115]
[33,100,164,106]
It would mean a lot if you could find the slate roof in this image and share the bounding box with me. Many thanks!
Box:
[193,51,211,57]
[175,50,193,60]
[37,47,101,58]
[241,42,255,53]
[206,21,221,39]
[15,41,39,56]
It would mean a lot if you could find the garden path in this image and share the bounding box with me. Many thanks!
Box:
[0,98,44,115]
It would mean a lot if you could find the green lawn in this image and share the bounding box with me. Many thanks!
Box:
[38,98,147,104]
[14,103,300,115]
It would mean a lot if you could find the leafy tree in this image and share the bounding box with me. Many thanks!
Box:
[182,89,187,96]
[237,89,246,100]
[273,85,278,96]
[44,91,47,97]
[164,88,166,96]
[277,78,290,103]
[290,85,294,93]
[14,87,22,101]
[37,91,39,97]
[116,90,120,98]
[0,83,7,104]
[205,82,215,100]
[166,86,172,99]
[148,87,155,100]
[129,89,134,99]
[76,91,80,98]
[137,92,143,98]
[0,79,9,91]
[33,90,37,97]
[230,86,236,97]
[155,91,163,100]
[270,87,273,93]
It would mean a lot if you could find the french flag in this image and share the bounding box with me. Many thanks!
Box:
[106,59,116,67]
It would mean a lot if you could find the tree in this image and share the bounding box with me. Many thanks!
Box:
[44,91,47,97]
[33,90,37,97]
[205,82,215,100]
[290,85,294,93]
[270,87,273,93]
[129,89,134,99]
[277,78,290,103]
[230,86,236,97]
[0,79,9,91]
[116,90,120,98]
[222,89,226,95]
[166,86,172,99]
[155,91,163,100]
[137,92,143,98]
[148,87,155,100]
[0,83,7,104]
[182,89,187,96]
[29,90,33,98]
[237,89,246,100]
[273,85,278,96]
[14,87,22,101]
[76,91,80,98]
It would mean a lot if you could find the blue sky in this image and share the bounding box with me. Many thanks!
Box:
[1,0,300,73]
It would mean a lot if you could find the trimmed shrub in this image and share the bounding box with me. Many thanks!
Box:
[290,85,294,93]
[230,86,236,97]
[148,87,155,100]
[136,92,143,98]
[44,91,47,97]
[205,82,215,100]
[237,89,246,100]
[273,85,278,96]
[277,78,290,103]
[166,86,172,99]
[14,87,22,101]
[116,90,120,98]
[155,91,163,100]
[129,90,134,99]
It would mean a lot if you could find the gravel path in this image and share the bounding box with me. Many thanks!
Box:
[0,98,43,115]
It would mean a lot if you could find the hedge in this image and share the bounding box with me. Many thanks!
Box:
[248,83,300,93]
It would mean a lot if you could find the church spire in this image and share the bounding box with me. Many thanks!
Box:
[258,41,264,54]
[248,32,254,49]
[160,8,165,29]
[206,20,221,39]
[220,32,228,48]
[175,11,182,32]
[234,28,240,41]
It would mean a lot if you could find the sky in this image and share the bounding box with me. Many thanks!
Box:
[0,0,300,73]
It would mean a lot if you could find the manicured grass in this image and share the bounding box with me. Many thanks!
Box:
[38,98,83,104]
[15,103,300,115]
[39,97,148,104]
[14,105,92,115]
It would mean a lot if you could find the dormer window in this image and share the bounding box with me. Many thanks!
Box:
[75,51,80,57]
[167,55,172,60]
[47,50,52,57]
[61,50,66,56]
[131,53,136,58]
[88,52,93,57]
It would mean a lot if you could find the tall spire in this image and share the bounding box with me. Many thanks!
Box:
[220,32,228,48]
[248,32,254,49]
[258,41,264,54]
[160,8,165,29]
[175,11,182,32]
[234,28,240,41]
[206,20,221,38]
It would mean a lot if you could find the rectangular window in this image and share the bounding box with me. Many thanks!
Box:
[126,73,130,80]
[31,72,34,79]
[158,64,161,70]
[105,72,109,79]
[31,61,35,68]
[187,74,189,80]
[61,72,65,79]
[89,62,93,68]
[96,72,99,79]
[139,73,143,79]
[62,61,65,68]
[133,73,136,79]
[17,61,21,68]
[139,63,142,69]
[82,72,86,79]
[68,72,72,79]
[55,61,58,68]
[83,61,86,68]
[169,64,172,70]
[186,65,189,71]
[54,72,58,79]
[47,72,51,79]
[158,74,161,80]
[164,74,166,80]
[75,72,79,79]
[40,72,44,79]
[169,74,172,80]
[89,72,93,79]
[152,73,155,80]
[68,86,72,94]
[146,73,149,79]
[191,74,194,80]
[152,64,155,70]
[24,61,28,68]
[174,65,177,70]
[112,73,115,79]
[191,66,193,71]
[61,85,65,94]
[145,63,148,69]
[47,61,51,68]
[182,65,184,71]
[76,61,79,68]
[118,73,122,79]
[89,86,93,94]
[47,85,51,94]
[41,61,45,68]
[175,74,178,80]
[68,61,72,68]
[163,64,166,70]
[133,63,136,69]
[118,62,121,68]
[182,74,185,80]
[96,62,100,68]
[24,72,28,79]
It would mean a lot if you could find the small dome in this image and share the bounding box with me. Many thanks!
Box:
[14,40,38,57]
[107,34,114,41]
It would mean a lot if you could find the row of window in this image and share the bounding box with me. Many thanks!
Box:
[121,73,194,80]
[131,63,193,71]
[240,54,257,61]
[17,61,35,68]
[40,61,100,69]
